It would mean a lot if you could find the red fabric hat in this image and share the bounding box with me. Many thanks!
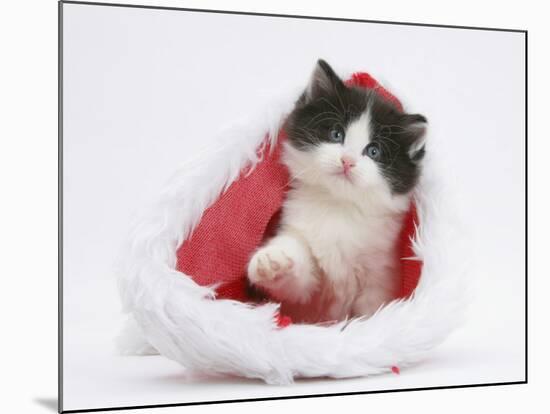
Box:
[176,72,422,323]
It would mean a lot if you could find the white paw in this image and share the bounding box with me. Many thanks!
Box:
[247,236,318,304]
[248,245,295,287]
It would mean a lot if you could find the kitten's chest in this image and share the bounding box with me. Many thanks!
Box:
[283,194,402,280]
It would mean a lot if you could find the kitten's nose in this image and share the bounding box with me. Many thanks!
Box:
[341,155,356,174]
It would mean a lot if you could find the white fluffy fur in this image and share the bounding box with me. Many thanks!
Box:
[116,80,469,384]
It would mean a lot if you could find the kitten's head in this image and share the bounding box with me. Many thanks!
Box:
[284,59,427,203]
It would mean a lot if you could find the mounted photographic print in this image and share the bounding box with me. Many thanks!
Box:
[59,1,527,412]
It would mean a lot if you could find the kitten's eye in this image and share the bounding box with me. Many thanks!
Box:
[364,143,382,161]
[329,127,345,142]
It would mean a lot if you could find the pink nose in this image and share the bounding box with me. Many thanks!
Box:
[341,155,356,174]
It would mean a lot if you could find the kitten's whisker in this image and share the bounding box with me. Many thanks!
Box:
[279,164,317,190]
[310,117,342,126]
[295,127,323,145]
[335,89,346,113]
[304,111,341,128]
[378,135,400,148]
[319,97,342,115]
[305,110,340,123]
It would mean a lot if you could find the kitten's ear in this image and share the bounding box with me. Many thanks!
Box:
[402,114,428,162]
[302,59,345,103]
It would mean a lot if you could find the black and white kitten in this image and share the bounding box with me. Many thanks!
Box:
[247,60,427,323]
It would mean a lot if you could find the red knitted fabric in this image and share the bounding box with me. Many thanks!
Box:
[176,138,289,302]
[399,204,422,297]
[345,72,404,112]
[176,72,423,324]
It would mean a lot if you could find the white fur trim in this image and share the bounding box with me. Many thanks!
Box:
[116,86,469,384]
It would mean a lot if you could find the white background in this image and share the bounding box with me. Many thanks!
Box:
[0,0,547,413]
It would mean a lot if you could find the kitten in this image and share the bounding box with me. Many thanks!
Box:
[247,60,427,323]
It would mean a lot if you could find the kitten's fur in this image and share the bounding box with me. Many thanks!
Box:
[247,60,427,323]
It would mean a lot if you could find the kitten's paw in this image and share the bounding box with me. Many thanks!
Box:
[247,246,295,286]
[247,236,318,304]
